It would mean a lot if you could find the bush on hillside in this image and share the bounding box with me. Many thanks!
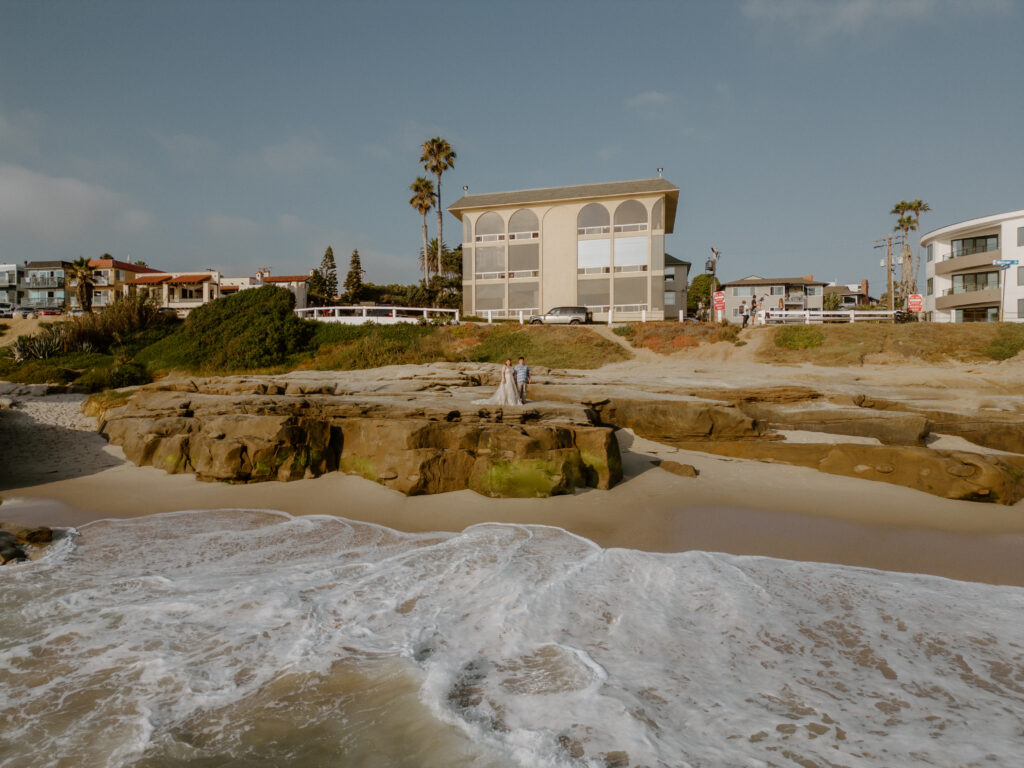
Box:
[774,325,824,350]
[147,286,315,371]
[986,324,1024,361]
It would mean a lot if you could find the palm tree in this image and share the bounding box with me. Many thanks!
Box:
[906,199,931,290]
[894,214,918,301]
[68,257,95,313]
[409,176,436,287]
[420,137,456,276]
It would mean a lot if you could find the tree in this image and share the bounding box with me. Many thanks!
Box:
[823,291,843,311]
[343,249,365,303]
[68,257,95,312]
[687,273,719,316]
[409,176,436,286]
[420,137,456,277]
[906,199,931,291]
[893,213,917,302]
[307,269,327,306]
[320,246,338,301]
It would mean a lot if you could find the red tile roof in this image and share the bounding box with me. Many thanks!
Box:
[263,275,310,283]
[166,274,212,285]
[128,274,172,285]
[89,258,164,274]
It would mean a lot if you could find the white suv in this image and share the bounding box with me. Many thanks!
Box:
[528,306,593,325]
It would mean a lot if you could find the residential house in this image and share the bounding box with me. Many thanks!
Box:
[718,275,827,323]
[663,255,691,318]
[20,261,71,310]
[69,257,166,309]
[448,177,679,321]
[824,280,873,308]
[124,268,310,315]
[922,209,1024,322]
[0,263,23,307]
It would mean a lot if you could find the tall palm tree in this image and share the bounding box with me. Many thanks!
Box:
[420,137,456,276]
[409,176,436,287]
[894,214,918,301]
[68,257,95,313]
[906,199,931,290]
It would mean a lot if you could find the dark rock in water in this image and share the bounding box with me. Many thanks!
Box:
[19,526,52,545]
[1,544,27,564]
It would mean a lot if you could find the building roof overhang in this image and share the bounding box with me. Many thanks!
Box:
[720,276,828,288]
[448,177,680,233]
[921,208,1024,244]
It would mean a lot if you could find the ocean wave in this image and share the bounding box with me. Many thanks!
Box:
[1,509,1022,767]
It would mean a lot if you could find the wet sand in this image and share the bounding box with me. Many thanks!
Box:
[3,394,1023,586]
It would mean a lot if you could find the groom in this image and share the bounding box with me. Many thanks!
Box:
[513,356,531,402]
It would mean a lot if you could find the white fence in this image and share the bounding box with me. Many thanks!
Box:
[295,305,460,325]
[758,309,897,324]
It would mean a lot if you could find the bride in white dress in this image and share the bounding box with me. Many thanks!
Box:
[474,359,523,406]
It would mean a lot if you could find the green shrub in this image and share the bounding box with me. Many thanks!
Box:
[77,362,150,391]
[986,324,1024,361]
[612,324,633,337]
[716,324,740,343]
[774,325,825,350]
[146,286,314,372]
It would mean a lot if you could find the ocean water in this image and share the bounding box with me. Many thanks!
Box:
[1,510,1022,768]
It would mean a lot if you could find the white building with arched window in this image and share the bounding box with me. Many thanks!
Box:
[448,178,682,321]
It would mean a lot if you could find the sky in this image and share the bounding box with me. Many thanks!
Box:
[1,0,1022,291]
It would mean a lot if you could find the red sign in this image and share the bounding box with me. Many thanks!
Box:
[713,291,726,310]
[908,294,923,312]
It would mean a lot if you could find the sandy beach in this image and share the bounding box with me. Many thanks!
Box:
[4,344,1024,586]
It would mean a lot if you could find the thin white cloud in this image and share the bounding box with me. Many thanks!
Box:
[0,163,152,242]
[153,131,219,166]
[741,0,1013,41]
[626,90,672,110]
[0,106,44,156]
[254,135,340,176]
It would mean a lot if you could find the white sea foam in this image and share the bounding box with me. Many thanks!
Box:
[1,509,1022,767]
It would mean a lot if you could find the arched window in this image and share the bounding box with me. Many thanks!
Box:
[475,212,504,242]
[577,203,610,235]
[508,209,539,240]
[614,200,648,233]
[651,199,664,231]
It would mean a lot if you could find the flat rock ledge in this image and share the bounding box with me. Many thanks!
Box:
[98,384,628,498]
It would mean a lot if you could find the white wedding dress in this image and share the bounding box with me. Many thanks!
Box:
[474,365,523,406]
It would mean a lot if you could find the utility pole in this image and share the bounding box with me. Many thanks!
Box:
[874,235,895,322]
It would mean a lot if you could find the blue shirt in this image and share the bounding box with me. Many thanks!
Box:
[513,363,530,383]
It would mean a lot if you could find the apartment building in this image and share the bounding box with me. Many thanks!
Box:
[20,261,71,310]
[69,257,166,309]
[448,177,679,321]
[0,263,22,306]
[922,209,1024,322]
[718,275,826,323]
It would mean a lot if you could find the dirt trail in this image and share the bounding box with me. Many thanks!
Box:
[0,317,45,347]
[588,324,659,362]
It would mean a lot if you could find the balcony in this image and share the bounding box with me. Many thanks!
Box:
[934,248,1000,276]
[20,278,65,289]
[935,287,1001,311]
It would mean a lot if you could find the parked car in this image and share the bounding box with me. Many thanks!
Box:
[37,308,63,316]
[0,303,14,319]
[528,306,593,325]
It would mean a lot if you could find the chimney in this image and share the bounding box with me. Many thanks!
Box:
[801,274,814,281]
[860,279,869,296]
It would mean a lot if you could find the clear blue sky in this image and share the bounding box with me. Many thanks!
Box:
[2,0,1022,290]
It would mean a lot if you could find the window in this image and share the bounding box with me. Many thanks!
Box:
[475,284,504,311]
[770,286,784,295]
[952,235,998,257]
[614,236,647,272]
[475,212,504,242]
[1019,227,1024,247]
[651,199,664,230]
[578,278,610,309]
[613,200,648,233]
[614,276,647,308]
[926,244,933,262]
[1018,298,1024,321]
[806,285,821,296]
[664,267,675,279]
[951,271,999,294]
[927,278,934,295]
[475,246,505,278]
[577,203,610,235]
[507,209,539,239]
[577,239,611,274]
[509,243,539,277]
[1018,266,1024,287]
[732,286,755,296]
[508,282,539,311]
[664,291,676,305]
